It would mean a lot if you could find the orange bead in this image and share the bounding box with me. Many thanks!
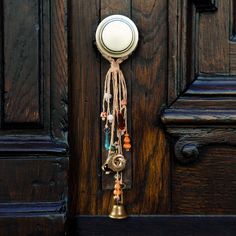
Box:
[123,133,131,151]
[113,189,121,196]
[114,183,120,189]
[124,136,130,143]
[123,143,131,151]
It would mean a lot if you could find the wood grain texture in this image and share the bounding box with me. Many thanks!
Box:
[0,157,68,202]
[198,0,230,73]
[69,0,101,216]
[0,0,68,138]
[173,146,236,214]
[230,43,236,74]
[168,0,196,104]
[0,1,69,234]
[222,0,236,74]
[125,0,170,214]
[3,0,42,124]
[51,0,68,142]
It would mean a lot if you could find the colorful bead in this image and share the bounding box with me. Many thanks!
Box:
[107,114,113,123]
[113,189,121,195]
[100,112,107,121]
[121,99,127,106]
[104,127,110,151]
[117,112,125,130]
[104,93,112,99]
[123,133,131,151]
[105,132,110,150]
[113,180,122,199]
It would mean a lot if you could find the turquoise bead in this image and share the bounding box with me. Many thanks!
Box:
[105,132,110,150]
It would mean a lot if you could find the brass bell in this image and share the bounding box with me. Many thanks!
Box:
[109,204,128,219]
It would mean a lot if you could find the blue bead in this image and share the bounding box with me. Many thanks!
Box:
[105,133,110,150]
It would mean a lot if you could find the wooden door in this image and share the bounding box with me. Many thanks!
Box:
[70,0,236,235]
[1,0,236,235]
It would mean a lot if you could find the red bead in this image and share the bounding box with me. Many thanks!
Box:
[117,112,125,130]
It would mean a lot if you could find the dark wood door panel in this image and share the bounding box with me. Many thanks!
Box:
[0,157,68,202]
[0,0,69,234]
[4,0,41,124]
[173,146,236,214]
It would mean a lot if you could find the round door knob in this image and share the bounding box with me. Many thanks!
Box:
[96,15,139,58]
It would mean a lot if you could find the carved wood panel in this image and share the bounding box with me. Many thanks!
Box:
[0,0,68,234]
[4,0,42,124]
[162,0,236,214]
[0,0,68,140]
[163,0,236,160]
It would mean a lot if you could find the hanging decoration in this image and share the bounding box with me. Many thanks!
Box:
[95,14,138,219]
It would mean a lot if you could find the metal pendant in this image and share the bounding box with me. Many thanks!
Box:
[102,153,126,174]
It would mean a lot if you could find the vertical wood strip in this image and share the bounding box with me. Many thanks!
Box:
[198,0,230,73]
[230,43,236,74]
[167,0,179,103]
[70,0,101,215]
[231,0,236,37]
[51,0,68,141]
[168,1,196,104]
[0,0,3,128]
[127,0,170,214]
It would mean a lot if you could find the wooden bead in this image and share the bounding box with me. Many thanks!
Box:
[114,183,120,189]
[123,133,131,151]
[100,112,107,118]
[124,135,130,143]
[113,189,121,196]
[123,143,131,151]
[121,99,127,106]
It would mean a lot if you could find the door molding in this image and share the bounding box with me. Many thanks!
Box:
[163,0,236,164]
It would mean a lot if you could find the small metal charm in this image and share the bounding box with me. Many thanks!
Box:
[102,154,126,174]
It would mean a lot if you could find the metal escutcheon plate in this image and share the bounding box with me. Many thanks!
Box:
[96,14,139,58]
